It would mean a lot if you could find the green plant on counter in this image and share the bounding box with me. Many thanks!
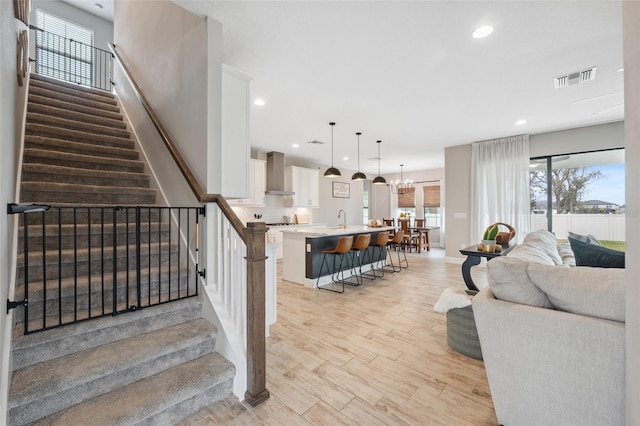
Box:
[482,224,499,240]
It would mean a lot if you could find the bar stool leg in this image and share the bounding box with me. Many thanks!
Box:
[317,252,345,293]
[360,245,380,280]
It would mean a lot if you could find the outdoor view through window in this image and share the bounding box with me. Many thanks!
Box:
[530,148,625,250]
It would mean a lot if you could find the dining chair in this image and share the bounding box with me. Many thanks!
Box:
[398,219,417,252]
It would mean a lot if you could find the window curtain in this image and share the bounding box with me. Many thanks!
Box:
[471,135,530,244]
[398,187,416,208]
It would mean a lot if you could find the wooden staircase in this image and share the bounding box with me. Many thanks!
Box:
[8,73,235,425]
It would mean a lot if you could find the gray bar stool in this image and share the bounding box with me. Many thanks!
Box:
[317,235,354,293]
[349,233,372,286]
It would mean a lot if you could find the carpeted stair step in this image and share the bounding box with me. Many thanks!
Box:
[28,352,234,426]
[28,102,127,130]
[21,182,156,205]
[9,318,220,425]
[27,112,131,139]
[29,85,120,112]
[30,73,115,100]
[26,122,134,149]
[20,205,166,226]
[28,94,124,122]
[13,265,195,324]
[24,137,138,161]
[18,220,166,251]
[16,241,179,283]
[12,296,203,368]
[23,148,145,173]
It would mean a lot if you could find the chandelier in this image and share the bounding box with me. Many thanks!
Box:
[391,164,413,194]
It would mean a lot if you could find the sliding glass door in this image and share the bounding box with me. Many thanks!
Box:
[530,148,625,248]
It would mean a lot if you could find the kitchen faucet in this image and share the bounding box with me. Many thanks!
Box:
[338,209,347,228]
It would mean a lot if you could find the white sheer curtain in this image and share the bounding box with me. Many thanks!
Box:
[471,135,530,244]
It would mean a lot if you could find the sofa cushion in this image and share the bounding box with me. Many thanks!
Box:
[568,231,601,245]
[527,262,625,322]
[557,242,576,267]
[568,237,625,269]
[507,229,564,266]
[486,257,554,308]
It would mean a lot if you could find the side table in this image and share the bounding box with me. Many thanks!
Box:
[459,244,516,291]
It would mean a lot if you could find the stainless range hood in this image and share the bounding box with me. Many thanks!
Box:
[266,151,295,195]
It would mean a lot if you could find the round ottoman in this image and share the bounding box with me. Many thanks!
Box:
[446,305,483,360]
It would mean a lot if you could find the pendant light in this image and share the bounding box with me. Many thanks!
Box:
[372,140,387,185]
[351,132,366,181]
[323,122,341,178]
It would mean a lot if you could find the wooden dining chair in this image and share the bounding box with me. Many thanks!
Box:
[413,218,428,252]
[382,218,395,237]
[397,219,417,252]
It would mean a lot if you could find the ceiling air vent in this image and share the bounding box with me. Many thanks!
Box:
[307,140,325,145]
[554,66,597,88]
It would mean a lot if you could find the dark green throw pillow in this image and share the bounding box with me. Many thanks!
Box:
[568,237,625,268]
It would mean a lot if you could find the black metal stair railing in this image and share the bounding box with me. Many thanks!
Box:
[7,204,203,334]
[30,25,114,92]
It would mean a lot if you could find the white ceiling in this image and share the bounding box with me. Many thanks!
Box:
[65,0,625,176]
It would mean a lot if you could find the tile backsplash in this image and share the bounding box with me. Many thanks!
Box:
[230,194,314,225]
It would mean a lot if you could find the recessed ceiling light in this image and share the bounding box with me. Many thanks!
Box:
[515,120,527,125]
[617,67,624,72]
[94,3,103,9]
[472,25,494,39]
[253,99,266,106]
[342,157,349,161]
[292,143,299,148]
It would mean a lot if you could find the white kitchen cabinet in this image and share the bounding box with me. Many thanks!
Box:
[285,166,320,208]
[229,159,265,206]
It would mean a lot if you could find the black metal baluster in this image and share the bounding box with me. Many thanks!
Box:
[178,208,182,298]
[136,207,141,309]
[112,208,118,315]
[87,208,92,319]
[101,208,105,315]
[158,208,161,304]
[24,213,29,334]
[148,207,151,307]
[168,207,172,301]
[125,208,130,309]
[58,208,62,327]
[41,210,46,330]
[73,208,78,322]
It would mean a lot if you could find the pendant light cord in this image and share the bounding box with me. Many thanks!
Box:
[330,122,335,167]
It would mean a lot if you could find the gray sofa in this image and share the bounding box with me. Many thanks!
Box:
[472,230,625,425]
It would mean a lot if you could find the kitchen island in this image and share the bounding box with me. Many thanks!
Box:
[281,226,396,287]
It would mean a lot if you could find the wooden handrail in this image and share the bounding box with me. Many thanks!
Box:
[108,43,249,243]
[109,43,269,406]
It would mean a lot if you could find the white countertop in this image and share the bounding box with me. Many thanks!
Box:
[280,225,396,238]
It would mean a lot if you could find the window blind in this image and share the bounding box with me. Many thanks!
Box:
[423,185,441,207]
[35,10,94,86]
[398,187,416,208]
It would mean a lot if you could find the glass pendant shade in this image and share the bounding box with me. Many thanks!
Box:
[372,140,387,185]
[351,132,366,181]
[324,122,341,178]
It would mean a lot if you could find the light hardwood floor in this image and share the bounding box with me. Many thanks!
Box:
[181,249,498,425]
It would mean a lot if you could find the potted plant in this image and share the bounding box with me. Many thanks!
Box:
[482,224,499,253]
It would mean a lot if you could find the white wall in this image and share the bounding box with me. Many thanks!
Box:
[623,2,640,423]
[30,0,113,51]
[0,2,29,422]
[444,121,625,261]
[114,0,209,190]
